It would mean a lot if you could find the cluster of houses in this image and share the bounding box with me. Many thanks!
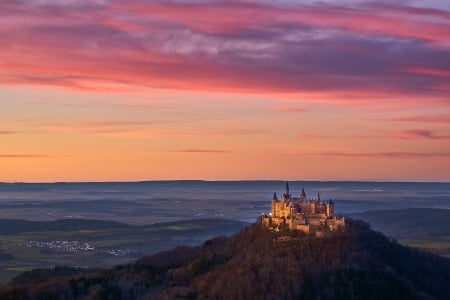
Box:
[25,240,94,252]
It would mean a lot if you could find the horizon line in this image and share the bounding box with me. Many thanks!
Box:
[1,179,449,184]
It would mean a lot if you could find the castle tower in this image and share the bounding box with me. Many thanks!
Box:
[326,199,334,217]
[300,188,306,202]
[271,192,279,217]
[272,192,278,201]
[282,181,291,202]
[285,181,290,196]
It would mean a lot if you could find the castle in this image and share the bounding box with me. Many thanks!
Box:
[260,182,345,235]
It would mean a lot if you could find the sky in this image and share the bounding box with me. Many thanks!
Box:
[1,0,449,182]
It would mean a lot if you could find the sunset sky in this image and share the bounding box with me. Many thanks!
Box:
[1,0,449,182]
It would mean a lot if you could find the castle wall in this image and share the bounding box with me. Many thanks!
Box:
[306,218,322,226]
[261,217,270,228]
[294,224,310,234]
[325,218,345,231]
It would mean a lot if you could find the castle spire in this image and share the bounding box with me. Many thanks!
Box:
[299,188,307,202]
[285,181,290,195]
[272,192,278,200]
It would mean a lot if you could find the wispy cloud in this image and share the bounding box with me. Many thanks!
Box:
[0,1,448,103]
[299,133,332,139]
[0,154,49,158]
[38,121,154,134]
[34,121,266,139]
[168,149,231,154]
[315,151,450,158]
[281,108,307,113]
[391,114,450,124]
[391,129,450,140]
[299,132,380,139]
[276,104,307,113]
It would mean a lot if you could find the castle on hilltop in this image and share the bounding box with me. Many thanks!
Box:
[259,182,345,235]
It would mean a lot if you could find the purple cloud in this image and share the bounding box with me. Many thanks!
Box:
[0,1,448,104]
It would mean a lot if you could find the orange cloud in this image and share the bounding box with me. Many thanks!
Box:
[0,154,50,158]
[167,149,231,154]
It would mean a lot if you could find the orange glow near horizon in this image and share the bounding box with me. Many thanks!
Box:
[1,86,449,182]
[1,1,449,182]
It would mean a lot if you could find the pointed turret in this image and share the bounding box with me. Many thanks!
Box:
[317,192,321,203]
[300,188,307,202]
[282,181,291,201]
[272,192,278,201]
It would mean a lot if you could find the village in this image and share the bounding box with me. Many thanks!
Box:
[25,240,94,253]
[25,240,133,257]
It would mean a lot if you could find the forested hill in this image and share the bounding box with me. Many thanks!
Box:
[1,220,450,300]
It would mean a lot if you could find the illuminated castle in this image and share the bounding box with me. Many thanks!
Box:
[260,182,345,235]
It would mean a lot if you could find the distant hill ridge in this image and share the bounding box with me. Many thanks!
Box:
[0,219,129,235]
[1,219,449,299]
[0,218,247,235]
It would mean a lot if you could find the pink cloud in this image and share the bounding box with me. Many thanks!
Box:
[299,133,332,139]
[276,104,307,113]
[117,1,450,42]
[315,151,450,158]
[42,121,153,129]
[391,129,450,140]
[36,121,154,135]
[168,149,231,154]
[30,120,266,139]
[391,114,450,124]
[0,1,449,104]
[403,66,450,77]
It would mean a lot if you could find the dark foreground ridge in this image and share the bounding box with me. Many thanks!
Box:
[1,219,449,300]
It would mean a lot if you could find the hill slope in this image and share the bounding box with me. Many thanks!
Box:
[1,220,449,299]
